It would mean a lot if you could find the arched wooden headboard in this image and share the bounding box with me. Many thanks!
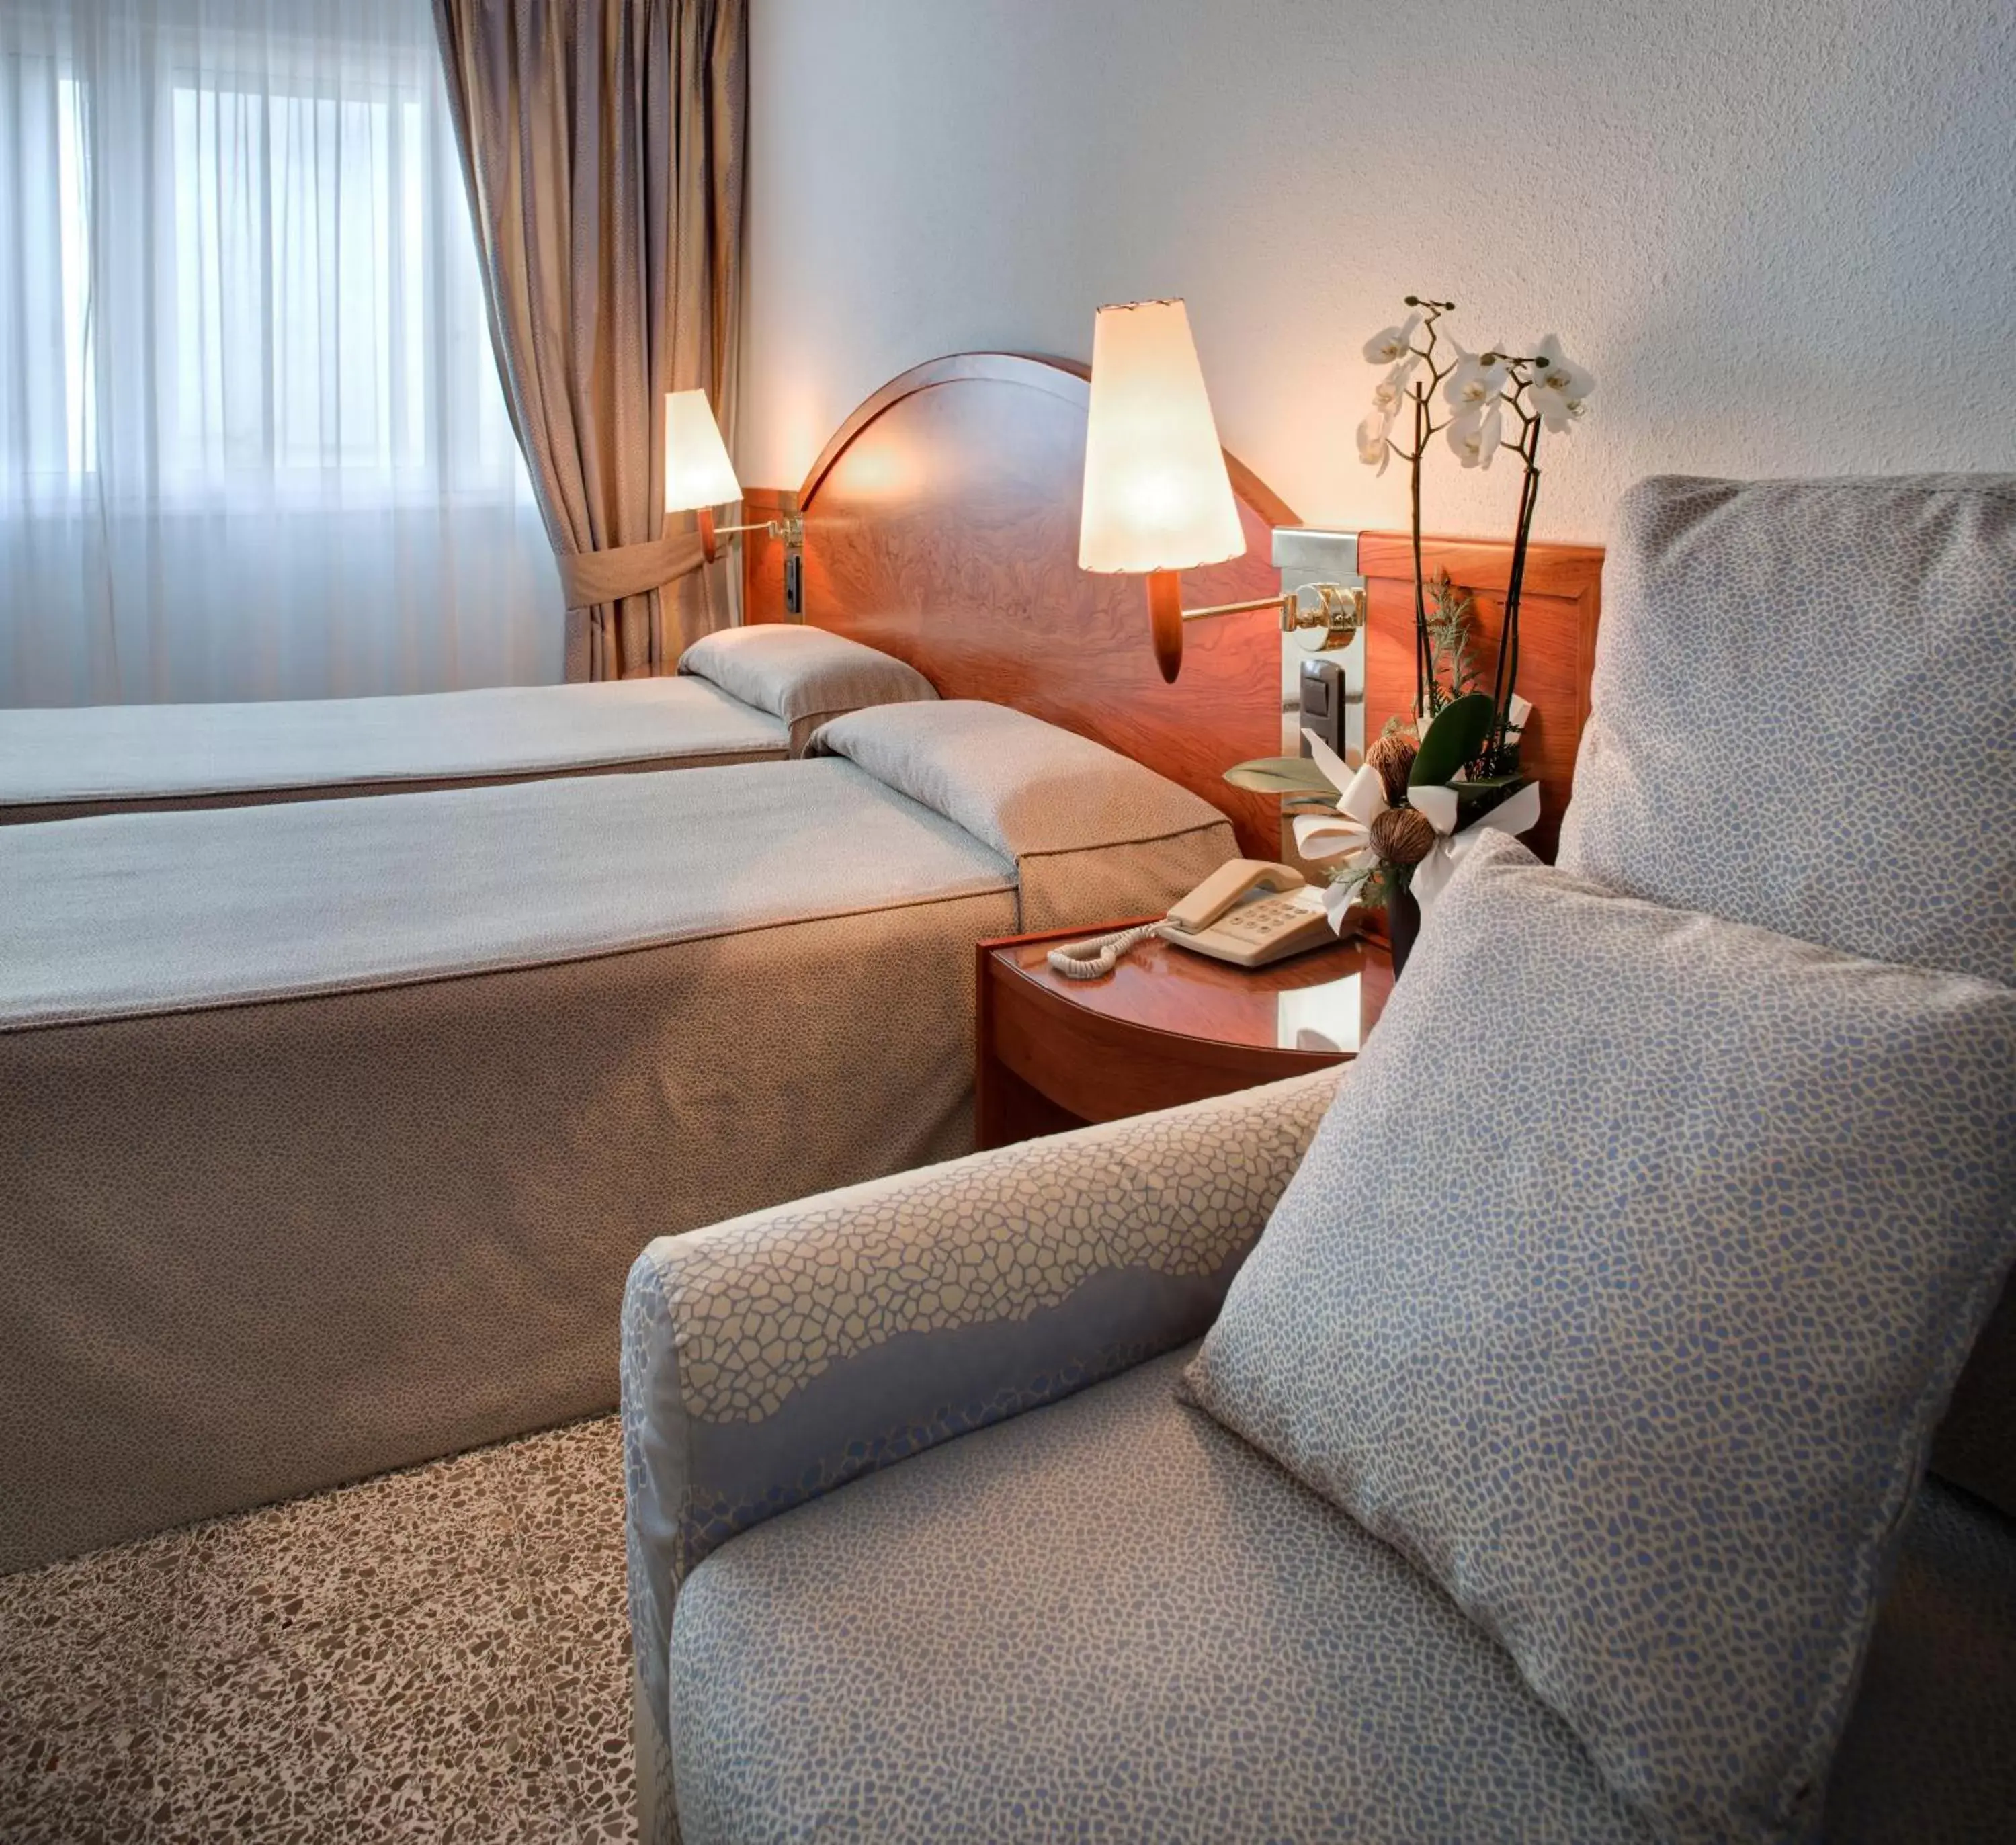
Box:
[766,353,1297,857]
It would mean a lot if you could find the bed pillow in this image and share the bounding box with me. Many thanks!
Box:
[1182,830,2016,1845]
[809,700,1236,931]
[677,625,937,754]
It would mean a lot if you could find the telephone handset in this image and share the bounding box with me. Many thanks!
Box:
[1161,860,1335,966]
[1047,859,1337,979]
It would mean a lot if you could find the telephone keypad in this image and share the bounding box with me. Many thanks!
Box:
[1221,887,1323,942]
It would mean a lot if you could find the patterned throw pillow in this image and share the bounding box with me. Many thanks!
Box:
[1559,473,2016,986]
[1556,473,2016,1522]
[1183,831,2016,1844]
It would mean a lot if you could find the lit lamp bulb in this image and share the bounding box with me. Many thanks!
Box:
[1077,299,1364,681]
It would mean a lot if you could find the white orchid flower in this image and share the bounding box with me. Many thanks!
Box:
[1445,400,1503,469]
[1441,347,1509,412]
[1361,313,1421,367]
[1528,335,1595,433]
[1370,357,1417,416]
[1355,406,1394,475]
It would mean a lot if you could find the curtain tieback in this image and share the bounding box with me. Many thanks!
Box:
[556,529,708,609]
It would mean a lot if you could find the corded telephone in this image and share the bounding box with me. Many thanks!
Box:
[1048,860,1337,978]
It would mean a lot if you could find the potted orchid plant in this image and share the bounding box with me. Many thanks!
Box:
[1226,296,1595,973]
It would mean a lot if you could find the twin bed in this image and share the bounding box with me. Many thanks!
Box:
[0,622,937,822]
[1,354,1297,1572]
[1,701,1232,1570]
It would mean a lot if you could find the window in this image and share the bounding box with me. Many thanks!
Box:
[1,1,558,703]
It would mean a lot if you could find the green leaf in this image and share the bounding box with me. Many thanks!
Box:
[1409,692,1497,788]
[1222,756,1341,796]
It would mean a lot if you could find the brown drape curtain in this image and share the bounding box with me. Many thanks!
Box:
[434,0,747,680]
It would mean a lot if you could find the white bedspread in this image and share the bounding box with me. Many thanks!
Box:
[0,677,787,819]
[0,759,1013,1028]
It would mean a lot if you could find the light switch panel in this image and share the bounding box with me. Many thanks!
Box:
[1270,528,1363,758]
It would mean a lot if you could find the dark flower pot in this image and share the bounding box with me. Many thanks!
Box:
[1385,884,1421,978]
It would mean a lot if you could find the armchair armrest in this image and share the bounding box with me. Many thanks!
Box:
[621,1067,1340,1804]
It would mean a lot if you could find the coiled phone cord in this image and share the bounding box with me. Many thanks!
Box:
[1045,922,1165,980]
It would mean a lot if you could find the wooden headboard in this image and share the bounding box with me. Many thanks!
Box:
[1359,533,1604,863]
[743,353,1607,865]
[745,353,1294,857]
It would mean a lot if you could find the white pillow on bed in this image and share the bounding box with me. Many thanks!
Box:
[809,700,1237,931]
[677,626,938,754]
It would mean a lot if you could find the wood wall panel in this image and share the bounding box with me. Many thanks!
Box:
[747,354,1294,858]
[1359,533,1603,863]
[738,486,796,623]
[738,355,1603,865]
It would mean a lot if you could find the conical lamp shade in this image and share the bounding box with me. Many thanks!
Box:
[1078,299,1246,574]
[664,390,742,513]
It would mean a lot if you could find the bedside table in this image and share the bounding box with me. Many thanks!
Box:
[975,922,1393,1150]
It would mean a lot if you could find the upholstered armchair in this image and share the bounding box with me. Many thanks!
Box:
[624,1059,2016,1843]
[622,1072,1354,1843]
[624,474,2016,1845]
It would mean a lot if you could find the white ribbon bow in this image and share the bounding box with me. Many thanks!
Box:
[1288,730,1382,852]
[1288,723,1542,932]
[1407,777,1542,916]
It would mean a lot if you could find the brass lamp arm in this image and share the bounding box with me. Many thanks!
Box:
[696,508,805,564]
[1146,569,1364,681]
[712,515,804,543]
[1178,587,1363,636]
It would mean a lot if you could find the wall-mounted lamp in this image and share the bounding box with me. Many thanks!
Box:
[665,389,803,564]
[1077,299,1362,682]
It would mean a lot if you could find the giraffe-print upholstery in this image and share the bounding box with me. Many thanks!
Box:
[669,1348,1657,1845]
[625,476,2016,1842]
[1560,472,2016,986]
[665,1350,2016,1845]
[1558,474,2016,1518]
[621,1071,1340,1841]
[1183,831,2016,1844]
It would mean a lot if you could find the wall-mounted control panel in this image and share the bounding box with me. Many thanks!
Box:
[1271,529,1365,871]
[1271,529,1363,759]
[1298,656,1347,759]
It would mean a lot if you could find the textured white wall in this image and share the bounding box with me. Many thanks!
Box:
[741,0,2014,540]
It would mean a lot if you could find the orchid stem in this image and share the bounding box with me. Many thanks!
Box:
[1491,423,1542,771]
[1411,382,1430,718]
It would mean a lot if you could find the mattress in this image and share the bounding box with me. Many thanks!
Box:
[0,677,789,822]
[0,729,1235,1570]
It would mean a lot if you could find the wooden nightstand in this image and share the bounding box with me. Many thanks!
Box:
[975,922,1393,1150]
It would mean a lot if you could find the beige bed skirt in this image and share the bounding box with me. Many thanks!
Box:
[0,888,1014,1573]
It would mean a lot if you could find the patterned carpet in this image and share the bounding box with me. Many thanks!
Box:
[0,1416,633,1844]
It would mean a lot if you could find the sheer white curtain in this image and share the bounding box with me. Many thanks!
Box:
[0,0,561,706]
